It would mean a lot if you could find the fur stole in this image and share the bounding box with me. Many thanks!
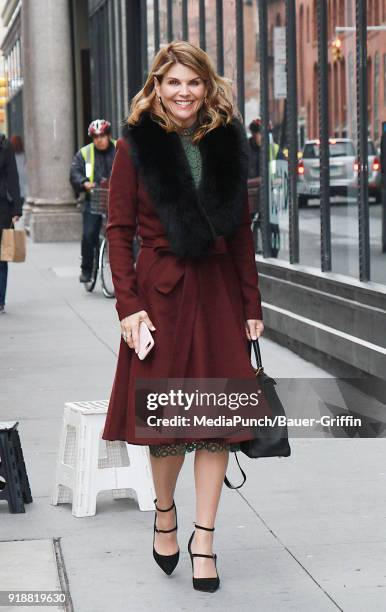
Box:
[122,111,249,258]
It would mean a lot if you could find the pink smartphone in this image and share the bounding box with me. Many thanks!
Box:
[137,321,155,360]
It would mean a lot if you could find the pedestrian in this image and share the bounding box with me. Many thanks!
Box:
[248,117,282,181]
[0,133,22,313]
[10,135,28,206]
[248,117,263,181]
[248,118,283,257]
[69,119,116,283]
[101,40,264,592]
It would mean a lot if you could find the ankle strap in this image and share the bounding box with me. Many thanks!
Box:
[154,498,175,512]
[194,522,215,531]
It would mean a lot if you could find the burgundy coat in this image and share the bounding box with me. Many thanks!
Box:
[101,111,264,446]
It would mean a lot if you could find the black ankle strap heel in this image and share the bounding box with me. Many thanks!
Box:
[187,523,220,592]
[152,498,179,575]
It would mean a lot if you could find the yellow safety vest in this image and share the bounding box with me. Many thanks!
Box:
[269,142,279,162]
[80,139,117,183]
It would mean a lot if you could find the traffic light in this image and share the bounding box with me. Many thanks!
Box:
[332,37,343,62]
[0,77,8,124]
[0,77,8,108]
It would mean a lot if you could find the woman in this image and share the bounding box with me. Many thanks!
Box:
[0,134,22,313]
[10,135,28,205]
[102,41,264,592]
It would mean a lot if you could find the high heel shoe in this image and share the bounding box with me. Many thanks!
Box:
[187,523,220,592]
[152,498,180,575]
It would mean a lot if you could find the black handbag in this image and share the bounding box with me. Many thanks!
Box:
[224,338,291,489]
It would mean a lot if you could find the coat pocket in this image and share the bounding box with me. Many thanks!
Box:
[153,263,185,294]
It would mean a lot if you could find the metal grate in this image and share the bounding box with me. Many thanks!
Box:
[89,187,109,215]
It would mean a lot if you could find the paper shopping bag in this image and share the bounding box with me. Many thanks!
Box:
[0,228,26,262]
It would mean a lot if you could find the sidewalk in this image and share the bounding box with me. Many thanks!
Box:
[0,240,385,612]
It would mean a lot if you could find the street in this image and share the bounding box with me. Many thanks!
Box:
[0,240,385,611]
[274,200,386,284]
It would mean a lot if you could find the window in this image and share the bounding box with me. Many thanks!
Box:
[299,5,305,106]
[384,54,386,106]
[374,52,380,141]
[368,0,374,25]
[347,0,353,26]
[338,0,344,25]
[313,63,319,136]
[374,0,379,24]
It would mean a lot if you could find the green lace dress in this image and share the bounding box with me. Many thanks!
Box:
[148,121,241,458]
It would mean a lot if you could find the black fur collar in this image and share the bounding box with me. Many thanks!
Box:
[122,111,249,258]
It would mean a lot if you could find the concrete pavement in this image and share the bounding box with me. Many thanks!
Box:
[0,239,385,612]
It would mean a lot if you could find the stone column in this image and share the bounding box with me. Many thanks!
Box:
[22,0,81,241]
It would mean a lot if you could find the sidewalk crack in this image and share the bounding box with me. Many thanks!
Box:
[236,490,344,611]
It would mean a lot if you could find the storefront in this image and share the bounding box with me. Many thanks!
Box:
[1,1,23,139]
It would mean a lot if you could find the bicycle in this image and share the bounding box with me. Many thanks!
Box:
[250,209,263,255]
[248,179,263,255]
[83,183,115,298]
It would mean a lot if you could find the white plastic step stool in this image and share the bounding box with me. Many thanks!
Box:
[51,400,155,517]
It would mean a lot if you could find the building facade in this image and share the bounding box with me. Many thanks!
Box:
[267,0,386,148]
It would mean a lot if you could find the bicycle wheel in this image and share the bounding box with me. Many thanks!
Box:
[100,238,115,298]
[251,213,263,255]
[84,243,99,292]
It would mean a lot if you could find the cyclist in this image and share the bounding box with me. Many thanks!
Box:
[70,119,116,283]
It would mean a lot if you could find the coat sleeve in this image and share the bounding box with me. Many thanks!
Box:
[226,193,263,321]
[69,151,87,195]
[106,137,144,321]
[5,141,22,217]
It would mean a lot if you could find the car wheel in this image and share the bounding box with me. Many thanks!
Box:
[373,189,382,204]
[298,195,308,208]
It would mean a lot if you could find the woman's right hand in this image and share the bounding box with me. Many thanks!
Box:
[120,310,156,353]
[84,181,96,191]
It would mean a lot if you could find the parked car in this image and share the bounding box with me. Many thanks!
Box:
[297,138,357,207]
[355,140,382,204]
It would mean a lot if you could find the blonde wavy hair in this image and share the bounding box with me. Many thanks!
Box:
[126,40,241,144]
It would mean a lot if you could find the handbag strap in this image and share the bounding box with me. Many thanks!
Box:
[250,338,263,370]
[223,452,247,489]
[223,338,264,490]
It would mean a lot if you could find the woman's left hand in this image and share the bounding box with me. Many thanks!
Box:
[245,319,264,340]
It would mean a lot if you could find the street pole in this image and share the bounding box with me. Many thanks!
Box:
[286,0,299,264]
[181,0,188,40]
[199,0,206,50]
[258,0,271,258]
[216,0,224,75]
[166,0,173,40]
[140,0,148,80]
[154,0,160,52]
[356,0,370,281]
[235,0,245,122]
[317,0,331,271]
[381,122,386,253]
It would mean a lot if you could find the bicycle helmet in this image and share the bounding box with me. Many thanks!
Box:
[249,117,273,133]
[249,118,262,133]
[88,119,111,137]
